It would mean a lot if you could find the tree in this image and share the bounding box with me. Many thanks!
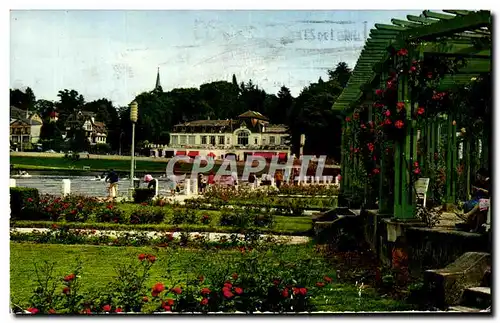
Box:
[55,89,85,126]
[10,87,36,111]
[83,98,121,150]
[328,62,352,88]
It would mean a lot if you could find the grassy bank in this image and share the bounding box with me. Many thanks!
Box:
[10,242,411,312]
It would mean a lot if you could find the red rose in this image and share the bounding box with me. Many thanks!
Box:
[282,288,289,298]
[353,113,359,120]
[171,287,182,294]
[232,273,238,280]
[360,123,366,129]
[413,168,421,174]
[397,48,408,56]
[367,143,374,151]
[138,254,146,261]
[83,308,92,315]
[27,198,33,202]
[48,309,56,314]
[234,287,243,295]
[71,209,77,215]
[142,296,149,302]
[427,72,433,79]
[27,307,39,314]
[63,273,75,282]
[152,282,165,296]
[62,287,70,295]
[396,102,405,111]
[51,224,58,229]
[223,289,234,298]
[162,305,171,312]
[115,307,123,313]
[300,287,307,295]
[384,119,392,125]
[316,282,325,288]
[375,89,383,96]
[373,168,380,174]
[141,202,148,206]
[198,275,205,283]
[273,280,280,286]
[345,117,351,122]
[201,298,209,305]
[324,276,332,283]
[106,204,113,210]
[410,66,416,72]
[224,282,232,289]
[166,298,175,306]
[147,255,156,263]
[413,161,419,167]
[201,287,211,295]
[384,110,391,117]
[417,107,425,115]
[102,305,111,312]
[395,120,404,129]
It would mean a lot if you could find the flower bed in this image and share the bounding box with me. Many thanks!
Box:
[11,244,341,314]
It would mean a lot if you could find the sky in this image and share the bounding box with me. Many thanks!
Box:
[10,10,425,107]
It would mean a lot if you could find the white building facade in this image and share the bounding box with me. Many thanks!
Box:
[149,111,291,161]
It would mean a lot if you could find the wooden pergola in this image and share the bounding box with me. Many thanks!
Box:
[334,10,491,220]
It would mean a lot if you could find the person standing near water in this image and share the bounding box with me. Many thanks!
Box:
[105,169,119,201]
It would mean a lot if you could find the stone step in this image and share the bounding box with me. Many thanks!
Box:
[448,305,483,313]
[462,287,491,309]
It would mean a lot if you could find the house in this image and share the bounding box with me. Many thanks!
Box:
[148,110,291,161]
[10,106,43,147]
[63,110,107,145]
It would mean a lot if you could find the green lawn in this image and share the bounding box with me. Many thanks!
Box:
[10,242,412,312]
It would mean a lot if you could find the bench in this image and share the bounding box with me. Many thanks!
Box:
[415,177,430,208]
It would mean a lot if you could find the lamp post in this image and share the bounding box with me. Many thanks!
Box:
[129,101,138,199]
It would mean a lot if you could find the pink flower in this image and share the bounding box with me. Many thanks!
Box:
[171,287,182,295]
[102,304,111,312]
[200,298,209,305]
[375,89,383,96]
[384,110,391,117]
[316,282,325,287]
[395,120,404,129]
[397,48,408,56]
[201,287,211,295]
[396,102,405,111]
[234,287,243,295]
[373,168,380,175]
[115,307,123,313]
[282,288,289,298]
[417,107,425,115]
[413,168,421,175]
[223,289,234,299]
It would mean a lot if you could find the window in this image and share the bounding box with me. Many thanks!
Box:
[12,136,18,142]
[201,136,207,145]
[269,136,276,145]
[254,138,258,144]
[180,135,187,145]
[188,135,195,145]
[262,138,266,145]
[280,136,286,145]
[171,135,178,145]
[237,131,249,146]
[218,136,225,145]
[210,136,216,146]
[23,136,29,142]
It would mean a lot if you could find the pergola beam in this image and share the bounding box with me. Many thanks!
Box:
[404,11,491,40]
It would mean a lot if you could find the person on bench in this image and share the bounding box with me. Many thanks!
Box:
[455,168,490,232]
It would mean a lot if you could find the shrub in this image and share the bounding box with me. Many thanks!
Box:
[129,208,165,225]
[200,213,211,225]
[10,187,40,220]
[171,208,198,225]
[133,189,156,204]
[95,204,127,223]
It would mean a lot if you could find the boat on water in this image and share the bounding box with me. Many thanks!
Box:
[12,171,32,178]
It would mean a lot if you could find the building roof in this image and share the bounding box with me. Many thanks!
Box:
[10,106,42,125]
[238,110,269,121]
[93,121,107,134]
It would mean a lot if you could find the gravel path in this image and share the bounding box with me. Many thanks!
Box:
[11,227,311,245]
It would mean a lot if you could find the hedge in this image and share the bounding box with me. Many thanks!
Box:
[133,188,156,203]
[10,187,40,220]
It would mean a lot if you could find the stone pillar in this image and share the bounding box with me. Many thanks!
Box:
[9,179,16,188]
[62,179,71,196]
[271,178,275,187]
[192,178,198,195]
[154,179,159,198]
[185,178,191,196]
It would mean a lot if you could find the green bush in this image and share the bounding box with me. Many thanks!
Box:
[95,204,127,224]
[133,188,156,204]
[10,187,40,220]
[129,208,165,224]
[171,208,198,225]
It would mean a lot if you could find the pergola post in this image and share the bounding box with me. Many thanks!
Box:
[445,114,458,203]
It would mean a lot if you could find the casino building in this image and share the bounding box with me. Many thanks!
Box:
[148,110,291,161]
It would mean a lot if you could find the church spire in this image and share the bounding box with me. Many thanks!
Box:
[155,67,161,91]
